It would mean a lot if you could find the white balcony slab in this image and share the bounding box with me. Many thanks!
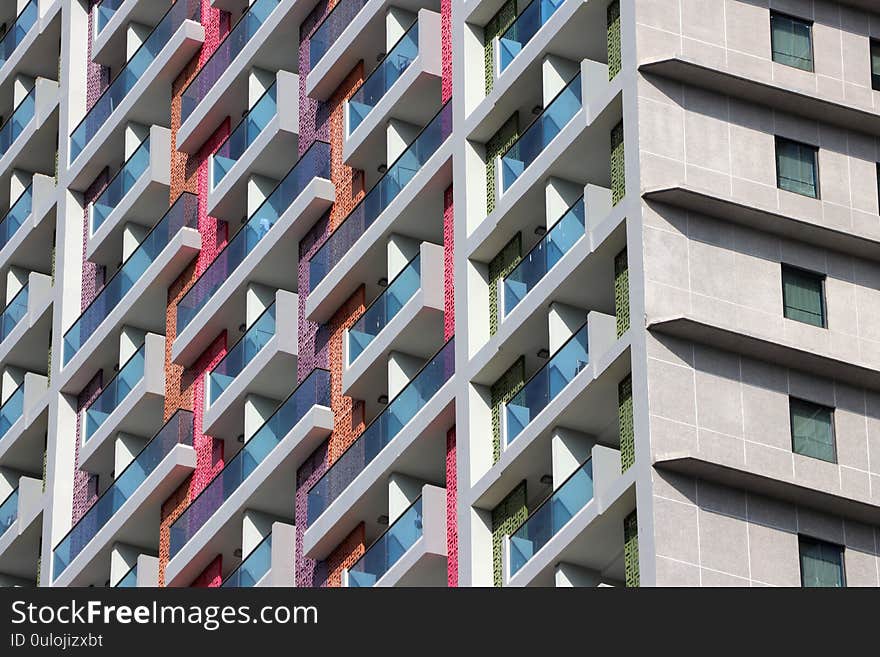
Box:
[342,9,441,172]
[0,174,55,276]
[0,272,52,374]
[305,138,452,324]
[306,0,437,101]
[67,18,204,190]
[90,0,169,67]
[59,225,201,394]
[342,242,444,406]
[0,372,49,472]
[172,177,334,366]
[177,0,305,153]
[0,476,43,582]
[52,442,196,587]
[202,289,298,443]
[86,125,172,267]
[206,71,299,222]
[505,465,635,587]
[469,328,630,511]
[164,405,333,586]
[77,333,165,477]
[302,378,455,560]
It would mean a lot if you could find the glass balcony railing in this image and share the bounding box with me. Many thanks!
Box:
[0,185,32,253]
[53,410,194,580]
[91,136,151,233]
[64,193,198,364]
[310,102,451,287]
[169,369,331,558]
[0,486,18,536]
[498,0,564,72]
[310,0,368,68]
[503,197,584,314]
[506,321,588,445]
[70,0,201,163]
[94,0,126,36]
[0,85,36,159]
[222,533,272,587]
[181,0,279,124]
[501,72,581,191]
[0,283,28,343]
[212,82,277,188]
[348,496,422,586]
[348,254,419,365]
[348,20,418,134]
[177,140,330,333]
[508,458,593,576]
[114,564,137,587]
[0,384,23,442]
[0,0,38,68]
[308,338,455,524]
[84,342,145,442]
[208,302,276,405]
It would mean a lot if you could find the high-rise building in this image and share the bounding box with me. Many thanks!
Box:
[0,0,878,588]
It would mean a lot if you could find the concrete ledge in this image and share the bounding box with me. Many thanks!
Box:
[90,0,169,67]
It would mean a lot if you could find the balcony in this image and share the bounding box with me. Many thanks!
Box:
[499,73,581,192]
[67,0,204,188]
[0,0,60,94]
[114,563,137,587]
[207,71,299,222]
[304,339,455,559]
[0,272,53,375]
[113,554,159,587]
[344,484,446,587]
[342,242,444,412]
[497,0,564,74]
[60,193,200,393]
[51,410,196,587]
[0,373,48,472]
[91,0,170,67]
[220,521,295,587]
[343,10,441,172]
[164,369,332,586]
[172,141,333,366]
[0,1,38,73]
[86,126,172,268]
[203,289,298,442]
[77,333,165,478]
[0,174,55,277]
[0,77,58,185]
[176,0,308,154]
[503,197,585,315]
[0,476,42,584]
[306,102,452,323]
[307,0,438,100]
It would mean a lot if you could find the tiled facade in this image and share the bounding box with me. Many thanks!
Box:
[0,0,878,589]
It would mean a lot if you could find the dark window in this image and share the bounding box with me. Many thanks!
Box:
[871,40,880,91]
[799,536,845,587]
[782,265,825,327]
[776,137,819,198]
[790,398,835,463]
[771,12,814,71]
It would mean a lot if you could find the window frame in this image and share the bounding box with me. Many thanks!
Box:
[789,396,837,464]
[798,535,846,588]
[770,11,815,72]
[775,136,820,199]
[871,39,880,92]
[781,264,827,329]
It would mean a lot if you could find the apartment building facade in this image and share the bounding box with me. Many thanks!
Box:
[0,0,877,588]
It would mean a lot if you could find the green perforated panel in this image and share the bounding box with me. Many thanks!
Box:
[491,357,525,463]
[607,1,621,80]
[483,0,517,94]
[488,233,522,336]
[619,375,634,472]
[614,248,629,337]
[486,114,520,215]
[492,481,528,586]
[611,121,625,205]
[624,510,639,587]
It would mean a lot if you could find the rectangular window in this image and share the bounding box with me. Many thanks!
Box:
[799,536,845,587]
[776,137,819,198]
[790,398,835,463]
[782,265,825,327]
[771,12,813,71]
[872,40,880,91]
